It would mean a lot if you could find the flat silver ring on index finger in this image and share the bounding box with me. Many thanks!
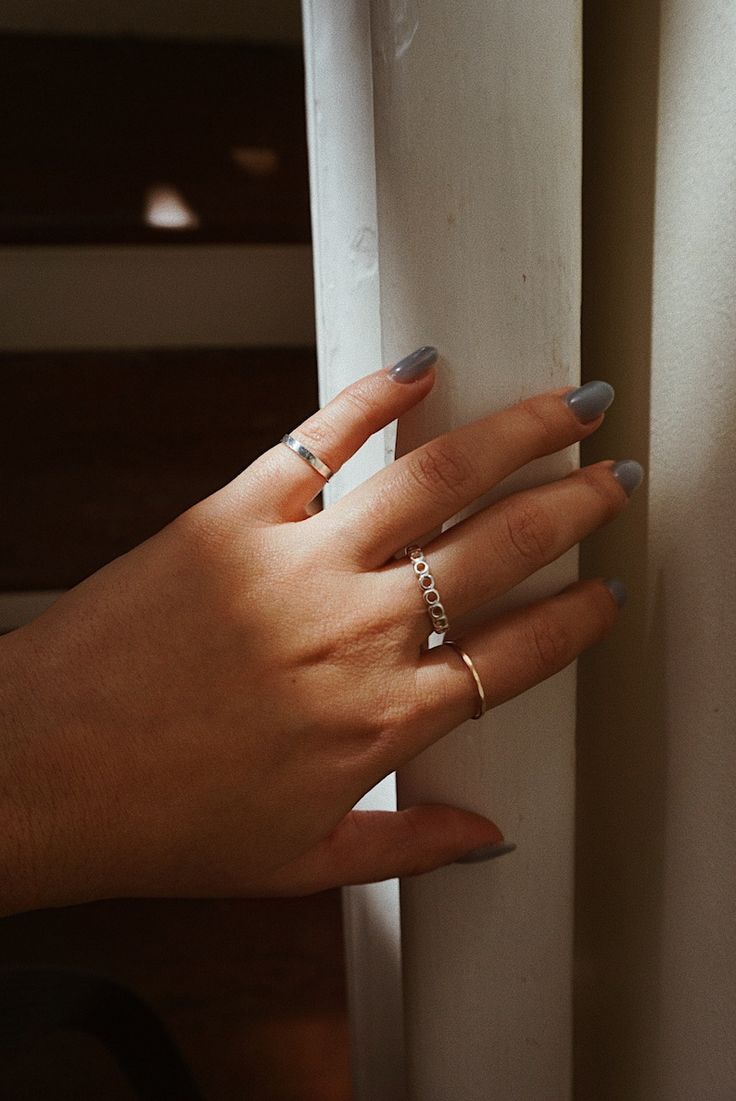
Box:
[280,434,335,481]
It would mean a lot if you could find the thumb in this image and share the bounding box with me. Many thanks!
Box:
[259,806,514,895]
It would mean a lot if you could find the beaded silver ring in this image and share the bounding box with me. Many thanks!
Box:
[406,544,450,635]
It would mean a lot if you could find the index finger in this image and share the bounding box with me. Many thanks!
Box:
[326,380,615,567]
[233,347,438,523]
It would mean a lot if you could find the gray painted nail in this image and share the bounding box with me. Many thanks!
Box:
[563,380,615,423]
[455,842,517,865]
[388,345,438,383]
[604,577,628,608]
[610,458,644,496]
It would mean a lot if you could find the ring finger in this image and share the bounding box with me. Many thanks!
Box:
[391,577,624,764]
[386,457,643,643]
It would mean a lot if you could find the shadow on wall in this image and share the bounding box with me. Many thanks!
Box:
[576,0,664,1097]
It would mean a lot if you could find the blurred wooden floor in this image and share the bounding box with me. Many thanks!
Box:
[0,894,351,1100]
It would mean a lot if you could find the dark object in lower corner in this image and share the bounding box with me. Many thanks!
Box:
[0,968,203,1100]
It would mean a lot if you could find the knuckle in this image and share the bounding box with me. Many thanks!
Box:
[306,606,412,746]
[352,686,414,769]
[298,377,383,468]
[575,465,625,521]
[526,613,571,674]
[592,582,621,634]
[298,414,339,458]
[340,382,381,436]
[376,692,414,745]
[408,440,473,502]
[515,396,561,453]
[170,498,237,556]
[499,501,557,565]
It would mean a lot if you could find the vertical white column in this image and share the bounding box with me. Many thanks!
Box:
[369,2,581,1098]
[301,4,406,1098]
[645,10,736,1093]
[577,3,736,1097]
[645,17,736,1089]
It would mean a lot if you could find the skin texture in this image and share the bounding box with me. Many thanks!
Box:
[0,361,641,914]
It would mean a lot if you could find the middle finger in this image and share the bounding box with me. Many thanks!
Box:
[383,457,644,642]
[325,382,614,568]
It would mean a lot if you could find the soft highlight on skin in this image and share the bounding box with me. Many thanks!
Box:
[0,355,643,915]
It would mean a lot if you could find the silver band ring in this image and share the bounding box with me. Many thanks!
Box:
[406,544,450,635]
[281,434,334,482]
[443,641,487,720]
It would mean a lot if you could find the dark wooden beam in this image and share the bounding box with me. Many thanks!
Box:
[0,348,318,590]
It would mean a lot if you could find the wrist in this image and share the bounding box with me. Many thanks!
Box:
[0,625,94,914]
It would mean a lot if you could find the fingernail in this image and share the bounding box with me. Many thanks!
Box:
[603,577,628,608]
[609,458,644,496]
[455,842,517,865]
[387,345,438,383]
[563,380,615,423]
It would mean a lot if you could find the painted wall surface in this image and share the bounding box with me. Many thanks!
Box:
[577,1,736,1097]
[0,246,314,350]
[0,0,302,42]
[369,2,581,1098]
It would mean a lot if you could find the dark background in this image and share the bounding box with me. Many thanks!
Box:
[0,22,351,1101]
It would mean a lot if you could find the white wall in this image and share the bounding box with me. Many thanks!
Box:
[0,0,302,42]
[576,1,736,1097]
[0,246,314,350]
[647,8,736,1076]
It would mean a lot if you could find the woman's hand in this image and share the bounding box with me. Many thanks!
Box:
[0,350,642,913]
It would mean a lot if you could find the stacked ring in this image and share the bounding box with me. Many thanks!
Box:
[406,544,450,635]
[443,641,487,720]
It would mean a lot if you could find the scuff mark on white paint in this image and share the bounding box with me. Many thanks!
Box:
[349,225,378,282]
[393,0,419,59]
[373,0,419,63]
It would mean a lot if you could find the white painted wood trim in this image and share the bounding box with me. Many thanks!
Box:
[0,246,315,350]
[300,3,406,1097]
[369,2,582,1097]
[577,3,736,1096]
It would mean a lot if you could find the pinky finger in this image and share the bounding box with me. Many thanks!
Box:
[246,806,509,895]
[412,577,626,744]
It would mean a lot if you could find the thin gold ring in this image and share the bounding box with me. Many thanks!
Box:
[443,641,487,720]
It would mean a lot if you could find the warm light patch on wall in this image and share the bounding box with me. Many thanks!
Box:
[143,184,199,230]
[230,146,280,177]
